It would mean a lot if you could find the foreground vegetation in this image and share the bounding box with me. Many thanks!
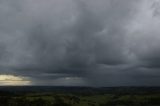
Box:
[0,87,160,106]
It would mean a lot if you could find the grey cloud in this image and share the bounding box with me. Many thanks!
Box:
[0,0,160,86]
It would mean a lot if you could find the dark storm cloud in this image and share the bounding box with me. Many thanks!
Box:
[0,0,160,86]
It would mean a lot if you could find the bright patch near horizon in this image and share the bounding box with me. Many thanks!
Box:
[0,75,31,86]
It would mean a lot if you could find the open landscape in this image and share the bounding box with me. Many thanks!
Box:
[1,0,160,106]
[0,86,160,106]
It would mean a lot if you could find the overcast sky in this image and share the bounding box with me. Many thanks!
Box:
[0,0,160,86]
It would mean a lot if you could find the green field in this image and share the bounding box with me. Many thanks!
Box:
[1,87,160,106]
[1,93,160,106]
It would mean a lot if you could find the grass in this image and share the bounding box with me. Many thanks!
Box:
[1,87,160,106]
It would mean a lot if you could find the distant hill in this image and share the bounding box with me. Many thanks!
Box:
[0,86,160,95]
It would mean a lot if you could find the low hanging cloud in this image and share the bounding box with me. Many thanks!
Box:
[0,0,160,86]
